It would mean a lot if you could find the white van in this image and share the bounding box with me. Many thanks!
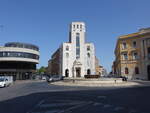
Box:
[0,78,10,87]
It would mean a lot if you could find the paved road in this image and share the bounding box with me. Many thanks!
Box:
[0,80,150,113]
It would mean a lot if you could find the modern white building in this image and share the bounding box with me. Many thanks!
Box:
[0,42,40,80]
[47,22,97,78]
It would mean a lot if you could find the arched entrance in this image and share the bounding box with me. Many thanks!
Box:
[73,60,82,78]
[147,65,150,80]
[87,69,91,75]
[65,69,69,77]
[76,67,81,77]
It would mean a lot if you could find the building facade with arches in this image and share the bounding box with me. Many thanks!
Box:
[47,22,97,78]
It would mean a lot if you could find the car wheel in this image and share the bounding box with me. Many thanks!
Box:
[4,84,6,87]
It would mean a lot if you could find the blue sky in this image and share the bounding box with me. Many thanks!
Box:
[0,0,150,72]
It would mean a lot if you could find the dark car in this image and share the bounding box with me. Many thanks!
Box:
[120,76,128,81]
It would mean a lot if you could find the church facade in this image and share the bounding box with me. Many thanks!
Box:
[47,22,98,78]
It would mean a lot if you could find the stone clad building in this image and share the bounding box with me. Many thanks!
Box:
[113,28,150,80]
[47,22,99,78]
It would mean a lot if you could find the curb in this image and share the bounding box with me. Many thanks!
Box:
[50,81,141,87]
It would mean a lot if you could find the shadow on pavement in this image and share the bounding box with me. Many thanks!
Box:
[0,86,150,113]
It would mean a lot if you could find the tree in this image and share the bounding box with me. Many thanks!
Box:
[37,66,46,74]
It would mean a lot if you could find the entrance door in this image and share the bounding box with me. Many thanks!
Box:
[147,65,150,80]
[76,68,81,77]
[87,69,91,75]
[65,69,69,77]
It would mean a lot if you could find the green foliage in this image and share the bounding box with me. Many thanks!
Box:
[37,66,46,74]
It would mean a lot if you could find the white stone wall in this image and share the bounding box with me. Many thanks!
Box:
[84,43,96,75]
[61,22,96,78]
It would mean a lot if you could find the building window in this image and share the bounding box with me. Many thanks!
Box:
[76,35,80,47]
[132,41,137,48]
[80,25,82,29]
[122,42,127,49]
[135,67,139,74]
[76,48,80,59]
[77,25,79,29]
[123,53,128,60]
[87,53,90,58]
[66,53,69,58]
[0,51,39,60]
[125,67,129,74]
[66,46,69,51]
[87,46,90,51]
[132,52,138,60]
[73,25,75,28]
[76,33,80,59]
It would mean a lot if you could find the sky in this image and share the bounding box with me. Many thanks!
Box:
[0,0,150,72]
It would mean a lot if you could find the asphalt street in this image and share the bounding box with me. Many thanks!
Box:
[0,80,150,113]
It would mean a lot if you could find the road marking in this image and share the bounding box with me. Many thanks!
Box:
[39,102,84,108]
[103,104,113,108]
[114,106,124,111]
[129,109,137,113]
[58,101,93,113]
[27,99,91,113]
[26,99,45,113]
[97,96,106,99]
[45,110,61,113]
[93,102,103,106]
[37,100,45,106]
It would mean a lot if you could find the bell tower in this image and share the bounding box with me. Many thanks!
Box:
[69,22,86,43]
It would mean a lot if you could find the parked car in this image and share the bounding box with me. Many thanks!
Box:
[47,75,63,82]
[42,76,47,81]
[115,76,128,81]
[121,76,128,81]
[0,78,11,87]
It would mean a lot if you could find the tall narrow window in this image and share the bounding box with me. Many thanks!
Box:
[135,67,139,74]
[87,46,90,51]
[132,52,138,60]
[122,42,127,49]
[133,41,136,48]
[123,53,128,60]
[80,25,82,29]
[66,46,69,51]
[66,53,69,58]
[125,67,129,74]
[87,53,90,58]
[76,33,80,59]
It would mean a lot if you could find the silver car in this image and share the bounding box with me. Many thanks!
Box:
[47,75,63,82]
[0,78,10,87]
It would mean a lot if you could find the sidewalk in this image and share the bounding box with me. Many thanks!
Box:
[13,79,42,85]
[50,79,150,87]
